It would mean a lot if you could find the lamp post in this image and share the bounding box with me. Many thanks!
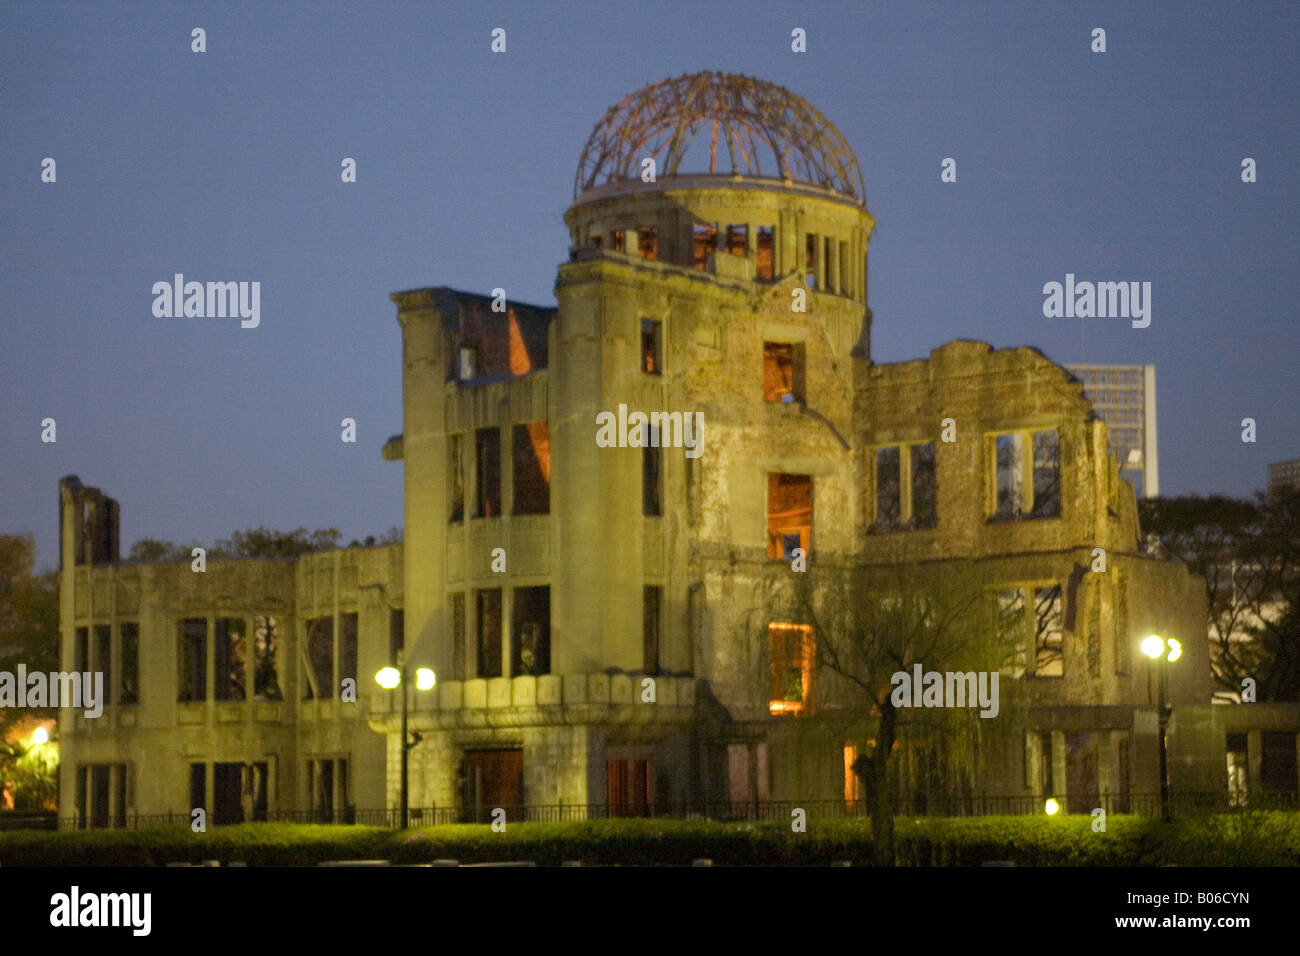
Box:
[1140,634,1182,822]
[375,651,436,829]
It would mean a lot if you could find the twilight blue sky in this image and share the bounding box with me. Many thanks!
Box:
[2,1,1297,570]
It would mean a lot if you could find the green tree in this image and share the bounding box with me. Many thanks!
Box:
[765,558,1012,866]
[0,534,59,806]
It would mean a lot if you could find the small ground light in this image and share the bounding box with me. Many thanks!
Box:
[415,668,436,691]
[32,727,49,745]
[375,667,401,689]
[1044,798,1060,815]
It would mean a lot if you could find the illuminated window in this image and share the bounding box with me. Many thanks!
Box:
[995,585,1063,678]
[637,227,657,260]
[692,222,717,271]
[612,229,626,252]
[844,744,860,807]
[756,226,775,280]
[641,319,662,374]
[769,623,814,715]
[988,428,1060,520]
[763,341,804,403]
[512,422,550,515]
[767,473,812,559]
[725,224,748,257]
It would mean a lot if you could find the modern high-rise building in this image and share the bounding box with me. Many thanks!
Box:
[1065,365,1158,498]
[57,73,1300,828]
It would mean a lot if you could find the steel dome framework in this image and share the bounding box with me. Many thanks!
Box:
[574,72,866,202]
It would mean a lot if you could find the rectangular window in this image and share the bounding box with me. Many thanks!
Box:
[213,762,244,826]
[190,763,206,814]
[590,232,603,249]
[75,626,88,674]
[692,222,717,271]
[608,758,651,818]
[90,765,110,829]
[910,443,937,528]
[1032,430,1061,517]
[1040,732,1054,795]
[339,612,358,691]
[389,609,404,667]
[641,319,662,374]
[643,443,662,516]
[726,224,748,257]
[990,429,1060,520]
[119,622,138,705]
[824,236,835,291]
[304,616,333,699]
[450,595,465,680]
[1033,586,1064,677]
[839,240,850,295]
[253,615,282,701]
[763,341,803,403]
[94,624,111,707]
[756,226,775,280]
[844,744,860,807]
[458,346,478,381]
[637,226,657,260]
[994,433,1024,519]
[767,473,812,559]
[1226,733,1248,807]
[179,618,206,702]
[475,427,501,518]
[512,586,550,677]
[643,586,661,675]
[769,623,814,715]
[449,434,464,522]
[214,617,246,702]
[512,423,551,515]
[875,446,902,531]
[475,589,502,678]
[804,233,817,288]
[996,590,1027,678]
[612,229,626,253]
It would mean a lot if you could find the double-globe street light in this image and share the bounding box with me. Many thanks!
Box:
[375,650,435,829]
[1140,634,1182,822]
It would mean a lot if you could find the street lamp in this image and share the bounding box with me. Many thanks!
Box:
[375,650,436,829]
[1141,634,1181,822]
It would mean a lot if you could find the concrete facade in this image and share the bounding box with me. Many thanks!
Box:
[56,74,1299,826]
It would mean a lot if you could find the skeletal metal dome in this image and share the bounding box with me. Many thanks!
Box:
[574,72,865,202]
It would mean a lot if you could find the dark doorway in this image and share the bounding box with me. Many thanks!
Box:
[1066,731,1099,814]
[461,749,524,823]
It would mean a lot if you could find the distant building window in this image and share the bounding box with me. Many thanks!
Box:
[178,618,206,702]
[763,341,803,403]
[119,622,139,705]
[304,617,333,699]
[254,615,282,701]
[643,586,661,675]
[693,222,717,271]
[512,586,550,677]
[513,422,551,515]
[641,319,662,374]
[612,229,626,253]
[214,617,246,702]
[767,473,812,559]
[769,623,814,715]
[475,589,502,678]
[989,428,1061,520]
[726,224,748,257]
[637,227,657,260]
[873,442,937,532]
[449,434,464,522]
[475,427,501,518]
[756,226,775,280]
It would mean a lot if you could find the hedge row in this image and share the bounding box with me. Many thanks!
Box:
[2,812,1298,866]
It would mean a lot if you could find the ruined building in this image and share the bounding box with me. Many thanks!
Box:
[58,73,1297,828]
